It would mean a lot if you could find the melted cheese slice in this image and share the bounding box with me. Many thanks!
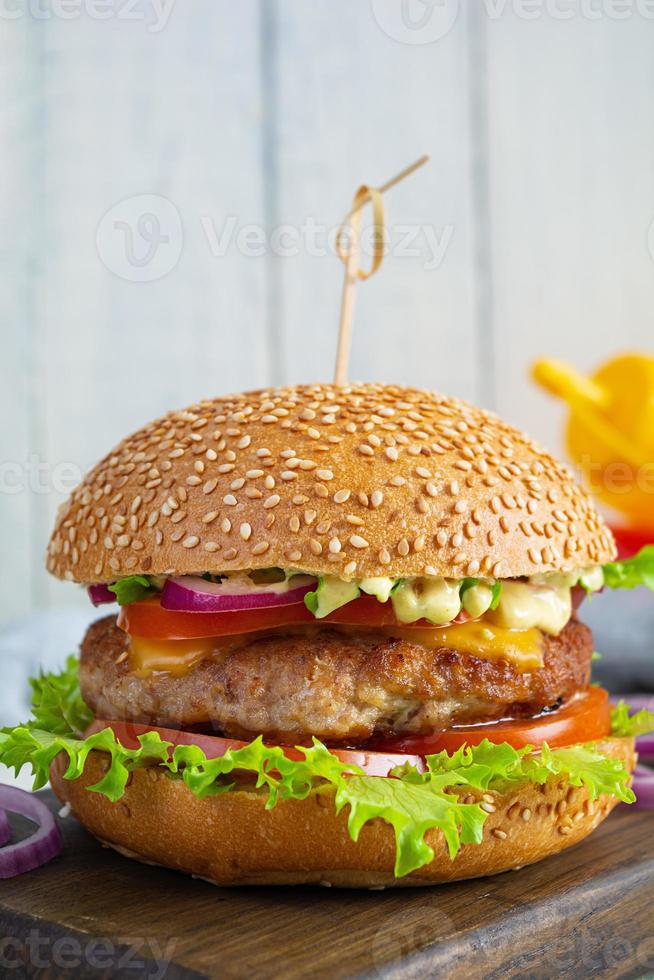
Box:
[129,620,543,676]
[384,622,543,671]
[129,636,219,675]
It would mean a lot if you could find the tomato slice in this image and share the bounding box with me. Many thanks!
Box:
[117,594,459,640]
[86,719,425,778]
[372,687,611,754]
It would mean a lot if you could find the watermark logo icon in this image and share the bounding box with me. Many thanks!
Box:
[371,0,460,44]
[96,194,183,282]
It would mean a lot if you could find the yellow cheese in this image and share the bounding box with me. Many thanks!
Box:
[129,636,218,675]
[383,621,543,671]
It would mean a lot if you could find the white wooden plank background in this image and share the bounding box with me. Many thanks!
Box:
[2,2,654,624]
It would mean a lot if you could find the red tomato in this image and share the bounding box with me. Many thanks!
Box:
[117,594,461,640]
[86,719,426,778]
[371,687,611,754]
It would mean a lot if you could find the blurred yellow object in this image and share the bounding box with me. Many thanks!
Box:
[532,354,654,527]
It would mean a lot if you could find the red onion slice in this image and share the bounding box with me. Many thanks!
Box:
[632,764,654,809]
[161,575,316,613]
[0,807,9,847]
[0,786,64,878]
[88,583,116,606]
[636,734,654,763]
[623,694,654,713]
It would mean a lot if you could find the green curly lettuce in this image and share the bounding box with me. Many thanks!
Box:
[611,700,654,738]
[107,575,157,606]
[108,575,157,605]
[399,737,635,804]
[602,545,654,592]
[0,660,639,877]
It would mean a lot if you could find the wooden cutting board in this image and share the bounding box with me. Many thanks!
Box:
[1,792,653,979]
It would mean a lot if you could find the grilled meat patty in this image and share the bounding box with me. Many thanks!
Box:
[79,615,593,743]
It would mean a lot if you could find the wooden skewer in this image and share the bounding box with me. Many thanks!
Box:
[334,207,363,387]
[341,154,431,225]
[333,155,430,386]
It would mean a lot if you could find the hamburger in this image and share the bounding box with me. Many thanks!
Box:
[2,382,653,887]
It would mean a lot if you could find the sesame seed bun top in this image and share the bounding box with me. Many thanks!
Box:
[46,383,616,584]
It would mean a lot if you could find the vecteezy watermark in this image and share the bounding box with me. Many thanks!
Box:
[96,194,184,283]
[0,0,176,32]
[370,0,460,44]
[0,931,177,978]
[0,455,82,496]
[371,0,654,44]
[199,214,454,270]
[95,194,454,281]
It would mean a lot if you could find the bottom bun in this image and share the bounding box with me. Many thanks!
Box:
[50,737,635,888]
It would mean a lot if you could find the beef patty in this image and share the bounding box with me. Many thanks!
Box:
[79,615,593,743]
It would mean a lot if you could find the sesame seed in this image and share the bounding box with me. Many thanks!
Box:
[281,471,297,481]
[316,469,333,481]
[350,535,369,549]
[397,538,409,557]
[223,494,238,506]
[370,490,383,508]
[263,494,280,509]
[329,537,342,554]
[480,802,496,814]
[221,518,232,533]
[203,479,218,495]
[204,541,219,552]
[358,444,374,456]
[182,536,199,549]
[224,547,238,560]
[385,447,398,461]
[239,523,252,541]
[334,489,350,504]
[251,541,270,555]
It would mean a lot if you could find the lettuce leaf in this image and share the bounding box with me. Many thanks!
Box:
[108,576,156,605]
[28,654,92,737]
[602,545,654,592]
[0,660,638,877]
[334,775,486,876]
[611,700,654,738]
[401,737,635,804]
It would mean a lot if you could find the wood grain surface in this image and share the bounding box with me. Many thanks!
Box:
[1,792,653,979]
